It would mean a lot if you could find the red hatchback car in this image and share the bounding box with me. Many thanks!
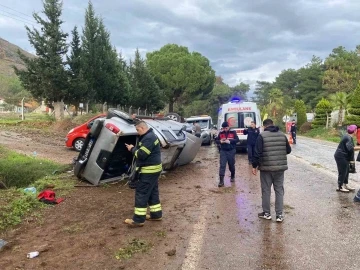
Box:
[66,114,106,151]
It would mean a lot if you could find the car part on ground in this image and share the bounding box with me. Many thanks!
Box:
[74,109,202,185]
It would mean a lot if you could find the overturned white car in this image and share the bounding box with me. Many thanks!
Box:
[74,109,202,185]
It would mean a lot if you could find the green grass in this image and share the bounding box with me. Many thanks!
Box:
[0,174,76,231]
[115,239,152,261]
[0,146,68,188]
[0,113,55,125]
[302,127,342,143]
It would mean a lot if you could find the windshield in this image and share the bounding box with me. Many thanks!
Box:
[225,112,256,128]
[186,120,210,129]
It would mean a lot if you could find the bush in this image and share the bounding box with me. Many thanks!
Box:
[312,98,332,128]
[0,146,67,188]
[345,81,360,126]
[300,122,312,133]
[294,100,307,128]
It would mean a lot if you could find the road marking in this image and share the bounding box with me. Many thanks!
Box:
[181,204,208,270]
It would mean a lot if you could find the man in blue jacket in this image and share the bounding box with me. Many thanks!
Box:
[216,121,239,187]
[243,121,260,165]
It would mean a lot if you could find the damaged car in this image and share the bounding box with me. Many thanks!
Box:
[74,109,202,185]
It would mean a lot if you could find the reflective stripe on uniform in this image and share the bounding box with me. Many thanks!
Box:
[141,164,162,173]
[149,203,162,212]
[134,150,138,158]
[140,146,151,155]
[134,207,147,216]
[154,139,159,145]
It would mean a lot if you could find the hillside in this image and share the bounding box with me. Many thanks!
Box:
[0,37,34,77]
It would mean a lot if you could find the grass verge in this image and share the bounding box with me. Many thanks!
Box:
[0,173,76,231]
[301,128,342,143]
[0,145,68,188]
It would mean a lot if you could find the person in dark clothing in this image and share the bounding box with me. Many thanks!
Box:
[334,124,359,193]
[125,121,163,227]
[290,121,297,144]
[215,121,239,187]
[252,119,291,223]
[243,121,260,165]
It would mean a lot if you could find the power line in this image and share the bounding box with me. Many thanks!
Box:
[0,12,35,26]
[0,9,36,24]
[0,3,34,18]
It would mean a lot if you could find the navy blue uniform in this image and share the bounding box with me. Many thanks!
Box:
[290,124,297,144]
[243,127,260,163]
[131,128,162,223]
[216,129,239,178]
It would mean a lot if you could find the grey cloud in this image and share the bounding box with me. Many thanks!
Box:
[1,0,360,90]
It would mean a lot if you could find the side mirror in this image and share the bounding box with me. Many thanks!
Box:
[177,125,187,136]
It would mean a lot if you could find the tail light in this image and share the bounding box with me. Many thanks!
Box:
[105,123,120,134]
[236,129,244,135]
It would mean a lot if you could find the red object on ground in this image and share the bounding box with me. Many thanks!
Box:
[37,190,64,204]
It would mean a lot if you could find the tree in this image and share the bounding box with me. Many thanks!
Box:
[253,81,273,107]
[273,69,299,98]
[67,26,87,113]
[294,100,307,128]
[267,88,284,118]
[296,56,324,109]
[329,92,348,126]
[129,49,164,112]
[14,0,68,119]
[230,82,250,100]
[81,2,129,106]
[146,44,215,112]
[322,46,360,95]
[346,82,360,125]
[312,98,332,128]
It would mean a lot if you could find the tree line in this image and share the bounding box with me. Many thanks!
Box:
[252,47,360,128]
[16,0,254,120]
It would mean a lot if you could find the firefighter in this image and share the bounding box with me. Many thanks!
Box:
[216,121,239,187]
[124,121,163,227]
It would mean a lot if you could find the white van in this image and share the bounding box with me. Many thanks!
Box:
[217,100,262,151]
[185,115,213,145]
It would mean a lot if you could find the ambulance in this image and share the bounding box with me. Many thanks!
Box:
[217,99,262,151]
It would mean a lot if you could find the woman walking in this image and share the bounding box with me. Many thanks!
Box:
[334,125,360,192]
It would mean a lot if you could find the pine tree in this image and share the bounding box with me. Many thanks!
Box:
[346,82,360,125]
[14,0,68,119]
[129,49,164,112]
[312,98,332,128]
[67,26,86,114]
[294,100,307,128]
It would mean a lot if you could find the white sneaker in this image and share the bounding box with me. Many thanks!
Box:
[336,186,350,193]
[344,184,355,191]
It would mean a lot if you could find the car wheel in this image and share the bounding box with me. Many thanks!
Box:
[73,138,85,152]
[165,113,181,122]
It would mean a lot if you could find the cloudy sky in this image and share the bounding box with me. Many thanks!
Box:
[1,0,360,91]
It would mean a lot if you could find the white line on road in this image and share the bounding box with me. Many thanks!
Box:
[181,203,208,270]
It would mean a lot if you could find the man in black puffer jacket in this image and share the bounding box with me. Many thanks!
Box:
[216,121,239,187]
[252,119,291,223]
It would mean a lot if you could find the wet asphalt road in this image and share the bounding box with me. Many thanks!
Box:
[176,137,360,270]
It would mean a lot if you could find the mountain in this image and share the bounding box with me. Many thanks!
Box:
[0,37,34,77]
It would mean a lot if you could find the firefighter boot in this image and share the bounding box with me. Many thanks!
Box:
[124,219,144,227]
[218,176,224,187]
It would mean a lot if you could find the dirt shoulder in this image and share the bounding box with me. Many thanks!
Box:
[0,125,220,269]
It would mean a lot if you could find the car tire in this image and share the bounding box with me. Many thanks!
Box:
[165,113,181,122]
[73,138,85,152]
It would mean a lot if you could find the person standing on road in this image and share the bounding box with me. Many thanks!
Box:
[252,118,291,222]
[243,121,260,165]
[290,121,297,144]
[125,121,163,227]
[334,125,358,193]
[216,121,239,187]
[193,122,202,138]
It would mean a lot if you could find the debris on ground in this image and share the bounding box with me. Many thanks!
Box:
[165,249,176,256]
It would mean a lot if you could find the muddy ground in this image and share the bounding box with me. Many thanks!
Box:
[1,129,360,270]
